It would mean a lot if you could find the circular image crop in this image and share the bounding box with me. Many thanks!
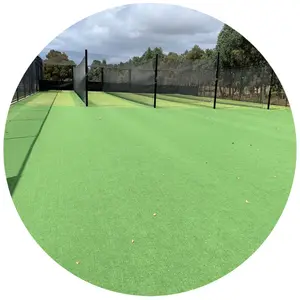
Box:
[4,3,296,296]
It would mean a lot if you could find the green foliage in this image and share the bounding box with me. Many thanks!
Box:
[216,24,267,68]
[185,45,205,60]
[43,50,75,81]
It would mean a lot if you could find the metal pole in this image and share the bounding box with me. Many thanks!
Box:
[101,67,104,91]
[153,54,158,108]
[16,85,19,101]
[85,49,88,107]
[213,52,220,109]
[267,70,274,110]
[128,69,131,92]
[23,76,27,98]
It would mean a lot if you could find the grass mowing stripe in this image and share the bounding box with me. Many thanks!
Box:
[140,93,214,108]
[88,92,139,107]
[166,93,213,103]
[163,93,266,109]
[7,92,58,195]
[10,93,40,106]
[106,92,154,107]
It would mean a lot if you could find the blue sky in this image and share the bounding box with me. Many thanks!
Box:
[40,4,223,64]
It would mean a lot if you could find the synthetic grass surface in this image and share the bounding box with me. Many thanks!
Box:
[4,91,296,296]
[4,92,57,193]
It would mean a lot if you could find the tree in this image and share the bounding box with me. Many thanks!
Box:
[185,45,205,61]
[216,24,267,68]
[43,50,75,81]
[203,49,216,60]
[215,24,272,98]
[88,60,103,81]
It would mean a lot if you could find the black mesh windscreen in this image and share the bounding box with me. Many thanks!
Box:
[155,57,216,107]
[73,56,87,105]
[84,51,288,109]
[216,66,272,108]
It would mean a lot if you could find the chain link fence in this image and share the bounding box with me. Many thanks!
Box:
[12,56,43,103]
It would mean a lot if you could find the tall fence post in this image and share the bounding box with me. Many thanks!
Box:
[128,69,132,91]
[153,54,158,108]
[239,68,244,101]
[85,49,88,107]
[16,86,19,102]
[213,52,220,109]
[267,70,274,110]
[35,60,38,93]
[71,65,74,90]
[101,67,104,91]
[29,65,32,96]
[23,76,27,98]
[72,65,75,90]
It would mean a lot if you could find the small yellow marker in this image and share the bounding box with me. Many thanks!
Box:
[76,261,80,265]
[246,200,250,204]
[132,239,134,244]
[153,213,157,217]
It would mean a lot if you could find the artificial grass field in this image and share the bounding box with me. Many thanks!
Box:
[4,91,296,296]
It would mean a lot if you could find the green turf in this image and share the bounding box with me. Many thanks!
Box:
[4,92,57,193]
[4,91,296,296]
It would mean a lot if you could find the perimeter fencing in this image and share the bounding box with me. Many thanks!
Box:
[86,52,288,109]
[217,66,270,108]
[155,56,217,107]
[217,66,288,108]
[21,49,288,109]
[12,56,43,103]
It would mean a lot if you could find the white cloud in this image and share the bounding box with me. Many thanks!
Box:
[41,3,223,64]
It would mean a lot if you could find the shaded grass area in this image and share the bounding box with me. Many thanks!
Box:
[4,92,58,194]
[6,91,296,296]
[105,92,155,107]
[138,92,259,110]
[146,93,287,110]
[162,93,281,110]
[158,93,214,108]
[156,93,213,108]
[88,91,139,108]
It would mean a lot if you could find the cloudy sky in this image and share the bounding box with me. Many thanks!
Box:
[40,3,224,64]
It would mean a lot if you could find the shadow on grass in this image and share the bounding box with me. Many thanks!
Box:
[143,93,213,109]
[4,93,58,196]
[6,176,19,195]
[105,92,155,107]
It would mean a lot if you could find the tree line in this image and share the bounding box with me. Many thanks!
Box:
[42,24,285,102]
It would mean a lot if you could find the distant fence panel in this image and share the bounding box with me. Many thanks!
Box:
[88,59,156,94]
[156,57,216,106]
[216,66,272,108]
